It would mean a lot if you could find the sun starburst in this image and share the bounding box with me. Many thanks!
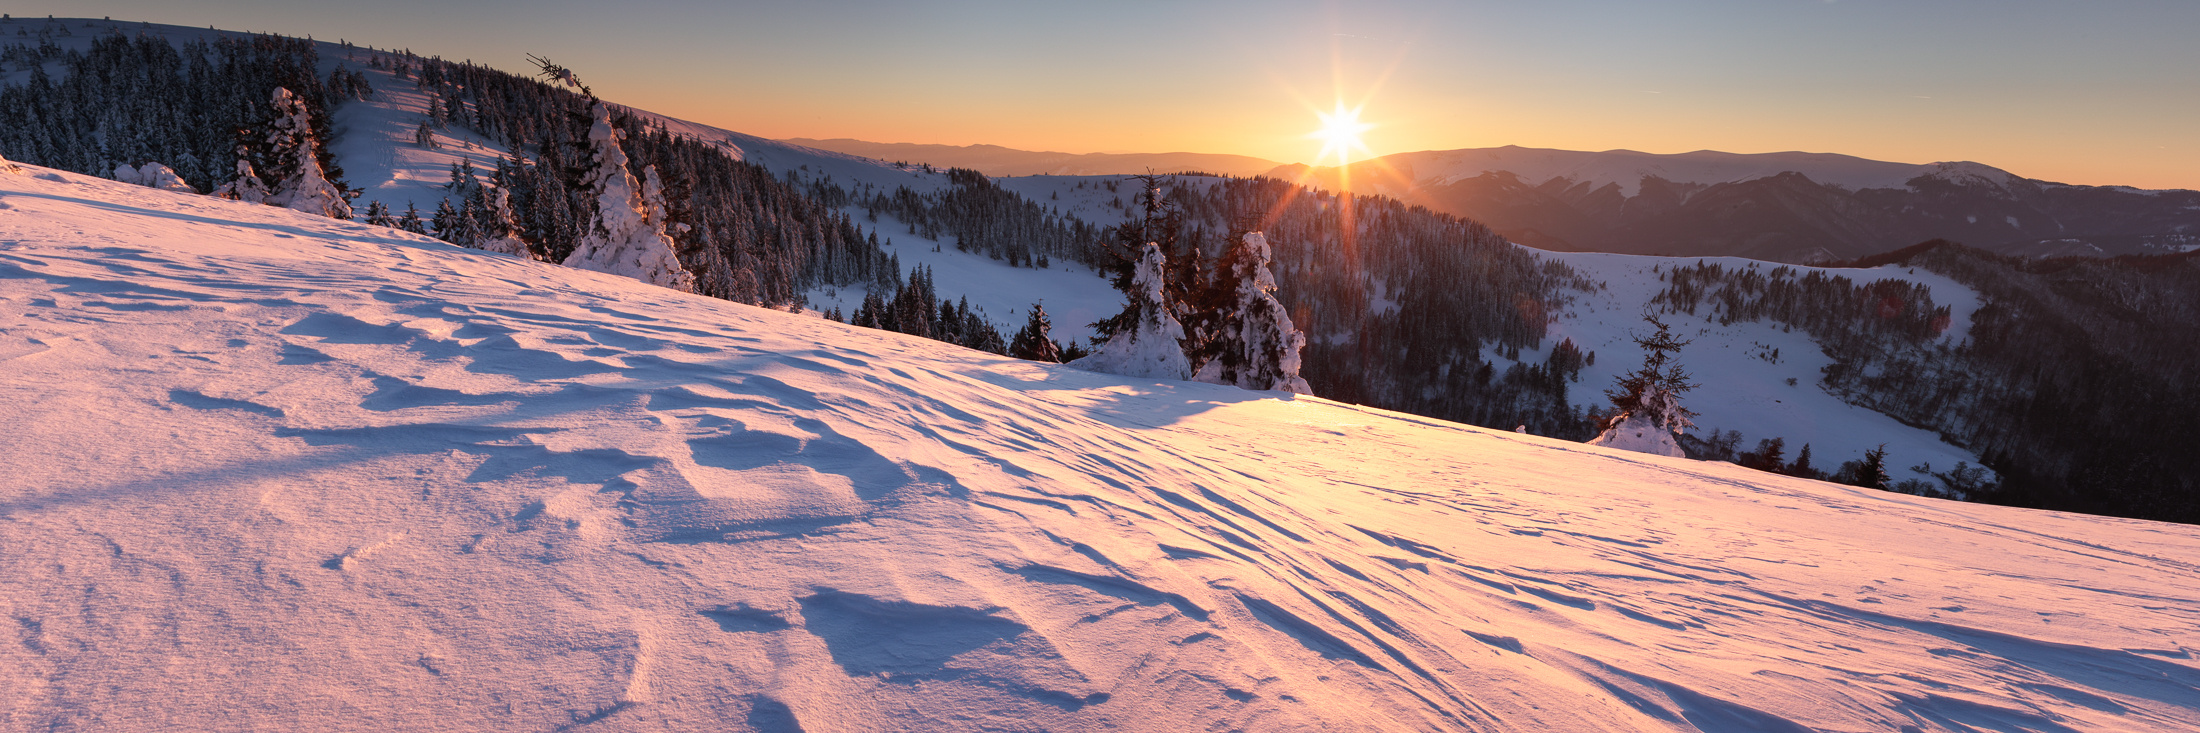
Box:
[1312,102,1374,166]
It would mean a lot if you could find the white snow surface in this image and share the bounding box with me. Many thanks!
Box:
[8,160,2200,733]
[1585,412,1685,458]
[112,162,197,194]
[1535,250,1990,480]
[802,207,1124,346]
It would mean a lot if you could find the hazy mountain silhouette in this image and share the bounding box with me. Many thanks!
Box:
[782,138,1282,178]
[1275,146,2200,263]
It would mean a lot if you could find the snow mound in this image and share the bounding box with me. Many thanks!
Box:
[112,162,198,193]
[1586,412,1684,457]
[7,154,2200,732]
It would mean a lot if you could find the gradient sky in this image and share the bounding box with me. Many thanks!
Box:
[16,1,2200,189]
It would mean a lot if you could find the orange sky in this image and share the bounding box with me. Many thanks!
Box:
[30,0,2200,189]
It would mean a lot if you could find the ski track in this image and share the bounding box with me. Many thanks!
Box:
[5,162,2200,733]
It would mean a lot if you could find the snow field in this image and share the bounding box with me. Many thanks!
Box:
[1529,250,1991,480]
[5,161,2200,732]
[803,207,1123,346]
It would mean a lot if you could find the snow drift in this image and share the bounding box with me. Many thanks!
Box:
[5,166,2200,732]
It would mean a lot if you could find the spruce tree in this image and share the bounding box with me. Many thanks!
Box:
[1789,443,1816,478]
[210,127,269,204]
[262,87,350,219]
[1587,313,1697,456]
[397,201,428,234]
[1194,231,1310,393]
[1854,445,1891,490]
[1010,303,1063,363]
[1071,243,1191,380]
[561,102,694,292]
[431,198,464,244]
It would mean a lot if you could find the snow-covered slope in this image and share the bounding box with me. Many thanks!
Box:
[1529,251,1989,482]
[9,161,2200,732]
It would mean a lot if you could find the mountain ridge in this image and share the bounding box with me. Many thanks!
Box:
[780,137,1283,178]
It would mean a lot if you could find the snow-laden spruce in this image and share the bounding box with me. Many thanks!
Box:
[1194,232,1311,393]
[262,87,351,219]
[112,162,198,194]
[1587,314,1695,457]
[1008,302,1063,363]
[211,146,270,204]
[474,187,531,257]
[1070,242,1191,380]
[562,102,695,292]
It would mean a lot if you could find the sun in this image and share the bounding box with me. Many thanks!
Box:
[1312,102,1374,166]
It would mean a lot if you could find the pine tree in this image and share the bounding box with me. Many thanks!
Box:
[261,87,350,218]
[473,186,531,257]
[1789,443,1817,478]
[1010,302,1062,363]
[362,200,394,227]
[210,127,269,204]
[1194,231,1310,393]
[397,201,428,234]
[1587,313,1697,456]
[414,119,438,149]
[1071,242,1191,380]
[431,198,465,244]
[561,102,694,292]
[1854,444,1891,490]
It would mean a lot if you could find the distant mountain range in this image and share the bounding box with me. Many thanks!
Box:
[1282,147,2200,263]
[779,138,1282,178]
[793,138,2200,263]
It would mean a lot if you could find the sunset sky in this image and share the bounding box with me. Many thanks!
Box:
[20,0,2200,189]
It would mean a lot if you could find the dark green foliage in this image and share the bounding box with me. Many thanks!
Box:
[1738,438,1786,473]
[0,30,354,198]
[1654,243,2200,523]
[1009,303,1062,363]
[1603,314,1696,431]
[843,266,1008,355]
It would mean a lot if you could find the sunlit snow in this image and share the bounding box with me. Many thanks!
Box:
[5,159,2199,732]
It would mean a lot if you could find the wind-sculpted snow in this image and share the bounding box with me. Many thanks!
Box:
[5,167,2200,732]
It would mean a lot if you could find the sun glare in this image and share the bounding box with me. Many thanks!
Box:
[1312,102,1374,166]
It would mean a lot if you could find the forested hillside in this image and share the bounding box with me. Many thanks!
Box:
[1652,243,2200,522]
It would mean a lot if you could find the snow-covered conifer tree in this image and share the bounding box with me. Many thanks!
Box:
[262,87,350,219]
[1009,302,1062,363]
[561,102,694,292]
[397,201,428,235]
[362,200,395,228]
[211,142,270,204]
[1588,314,1696,457]
[1194,231,1311,393]
[473,187,531,257]
[431,198,465,244]
[1070,243,1191,380]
